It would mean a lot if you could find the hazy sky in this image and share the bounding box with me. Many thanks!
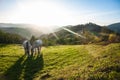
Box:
[0,0,120,27]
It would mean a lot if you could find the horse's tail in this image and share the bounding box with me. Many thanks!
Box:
[26,41,30,54]
[26,41,28,49]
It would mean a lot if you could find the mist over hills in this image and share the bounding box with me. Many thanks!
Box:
[0,23,43,39]
[0,22,120,45]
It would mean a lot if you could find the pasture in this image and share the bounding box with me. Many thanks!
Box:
[0,43,120,80]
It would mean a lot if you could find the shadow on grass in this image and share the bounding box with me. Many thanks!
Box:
[0,44,8,48]
[24,54,44,80]
[4,55,25,80]
[4,54,44,80]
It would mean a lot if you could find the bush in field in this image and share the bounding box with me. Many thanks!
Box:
[94,36,102,43]
[108,34,117,43]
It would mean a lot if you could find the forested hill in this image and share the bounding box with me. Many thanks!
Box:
[40,23,120,46]
[108,22,120,34]
[0,23,43,39]
[0,30,24,44]
[0,23,120,45]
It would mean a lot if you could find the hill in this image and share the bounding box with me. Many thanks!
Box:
[0,43,120,80]
[0,23,120,45]
[0,23,43,39]
[0,29,24,44]
[40,23,120,45]
[108,22,120,33]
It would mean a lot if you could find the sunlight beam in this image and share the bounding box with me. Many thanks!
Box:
[63,27,86,39]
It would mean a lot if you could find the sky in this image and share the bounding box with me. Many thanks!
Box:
[0,0,120,28]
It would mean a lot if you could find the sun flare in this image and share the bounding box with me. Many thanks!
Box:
[1,0,120,33]
[7,0,75,28]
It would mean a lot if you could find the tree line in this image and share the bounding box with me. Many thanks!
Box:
[0,30,25,44]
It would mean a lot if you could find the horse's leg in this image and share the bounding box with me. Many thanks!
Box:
[28,49,30,57]
[25,48,28,56]
[38,47,40,55]
[31,48,33,56]
[25,49,27,55]
[35,48,37,54]
[24,48,26,54]
[26,50,28,56]
[40,46,41,53]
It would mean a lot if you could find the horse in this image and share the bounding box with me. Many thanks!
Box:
[31,39,42,56]
[23,40,31,56]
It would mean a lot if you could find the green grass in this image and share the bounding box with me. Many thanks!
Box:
[0,43,120,80]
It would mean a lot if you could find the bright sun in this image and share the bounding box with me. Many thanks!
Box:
[8,0,75,28]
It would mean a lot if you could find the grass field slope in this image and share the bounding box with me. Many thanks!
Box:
[0,43,120,80]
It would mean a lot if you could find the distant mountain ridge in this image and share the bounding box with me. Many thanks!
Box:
[53,23,115,38]
[0,23,43,39]
[108,22,120,33]
[40,23,120,45]
[0,22,120,40]
[0,29,24,44]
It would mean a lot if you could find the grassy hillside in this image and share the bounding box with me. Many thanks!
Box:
[0,44,120,80]
[40,23,120,46]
